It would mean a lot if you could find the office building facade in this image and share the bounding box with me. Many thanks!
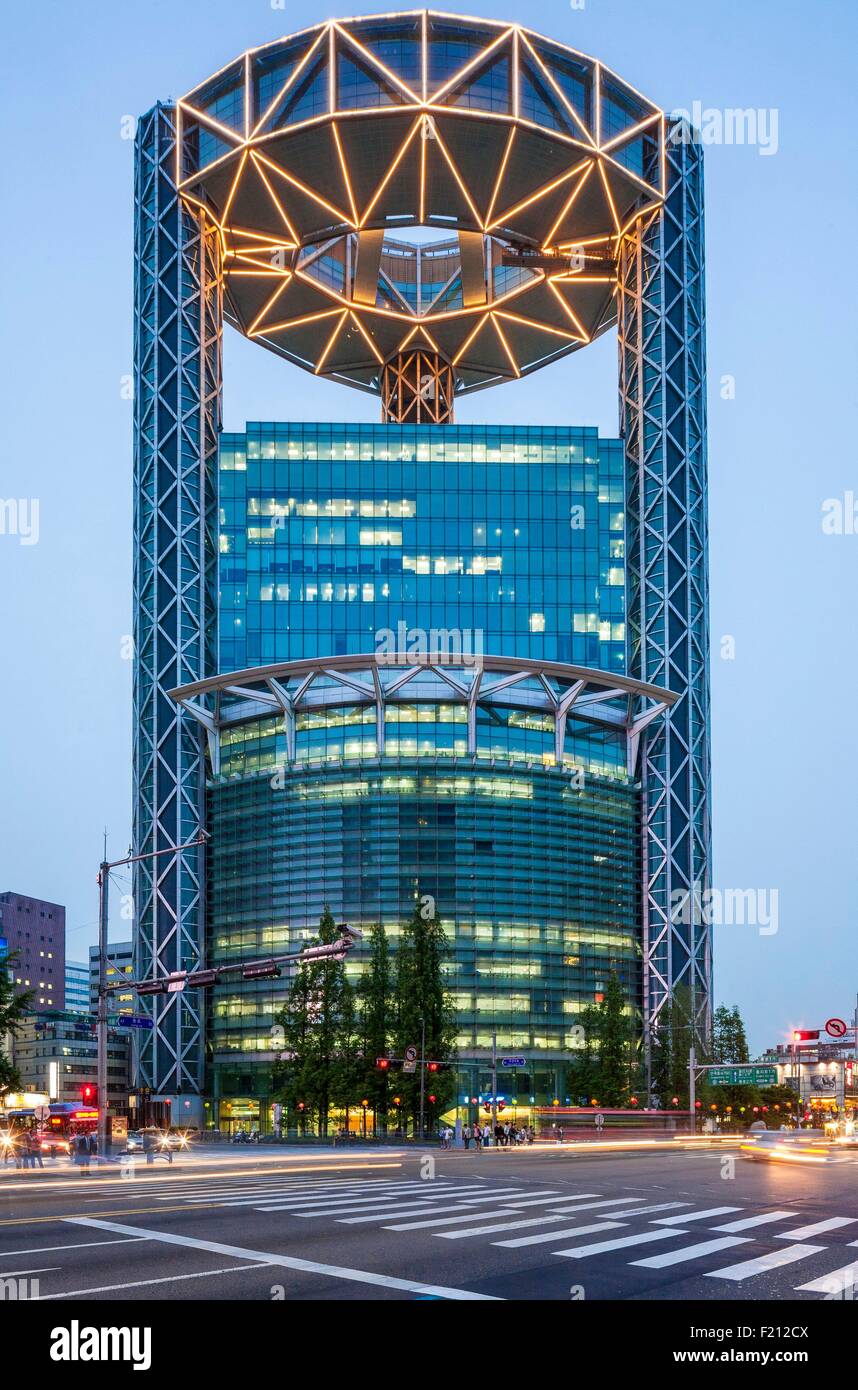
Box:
[0,892,66,1011]
[132,12,710,1126]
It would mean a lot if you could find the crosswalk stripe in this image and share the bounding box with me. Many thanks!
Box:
[159,1178,415,1202]
[340,1203,521,1226]
[631,1237,751,1268]
[266,1187,530,1215]
[591,1202,688,1218]
[706,1244,825,1280]
[776,1218,857,1239]
[382,1208,526,1232]
[795,1260,858,1294]
[212,1184,460,1208]
[254,1184,481,1211]
[555,1229,686,1259]
[494,1221,628,1249]
[713,1210,795,1233]
[437,1212,633,1241]
[653,1206,742,1225]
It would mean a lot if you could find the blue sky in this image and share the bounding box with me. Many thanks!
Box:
[1,0,855,1051]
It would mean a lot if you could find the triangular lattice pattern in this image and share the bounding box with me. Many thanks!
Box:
[133,104,222,1096]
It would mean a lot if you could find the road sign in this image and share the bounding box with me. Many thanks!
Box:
[708,1065,777,1087]
[501,1056,526,1068]
[115,1015,154,1030]
[825,1017,848,1038]
[403,1043,417,1074]
[34,1104,51,1122]
[594,1112,605,1129]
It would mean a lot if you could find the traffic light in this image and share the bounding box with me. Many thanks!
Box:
[427,1061,439,1073]
[428,1094,437,1104]
[792,1030,819,1041]
[80,1083,97,1106]
[376,1057,390,1071]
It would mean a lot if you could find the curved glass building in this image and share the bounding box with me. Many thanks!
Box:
[132,13,710,1130]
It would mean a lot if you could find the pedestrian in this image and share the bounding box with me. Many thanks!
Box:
[28,1132,44,1169]
[88,1132,98,1167]
[483,1123,491,1148]
[474,1125,482,1151]
[557,1126,564,1144]
[143,1130,156,1165]
[75,1133,90,1176]
[463,1123,471,1151]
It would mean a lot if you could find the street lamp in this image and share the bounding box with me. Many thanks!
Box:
[95,832,209,1157]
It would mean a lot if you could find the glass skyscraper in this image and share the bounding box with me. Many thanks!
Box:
[132,13,710,1130]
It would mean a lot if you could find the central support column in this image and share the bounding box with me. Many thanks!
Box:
[381,350,455,423]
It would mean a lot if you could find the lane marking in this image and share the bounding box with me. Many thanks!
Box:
[707,1243,825,1281]
[278,1187,533,1215]
[776,1218,857,1240]
[37,1264,274,1299]
[713,1210,795,1233]
[0,1266,61,1277]
[63,1216,502,1300]
[0,1238,149,1257]
[494,1221,628,1249]
[556,1229,686,1258]
[631,1237,751,1268]
[652,1206,741,1225]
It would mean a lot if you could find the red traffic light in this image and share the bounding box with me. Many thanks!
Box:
[80,1083,97,1105]
[427,1061,439,1072]
[428,1094,437,1103]
[792,1030,819,1041]
[376,1057,390,1070]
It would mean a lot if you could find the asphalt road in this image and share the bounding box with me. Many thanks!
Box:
[2,1142,857,1302]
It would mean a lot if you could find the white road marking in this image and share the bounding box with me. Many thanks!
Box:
[437,1212,630,1240]
[274,1187,525,1215]
[63,1216,502,1300]
[776,1218,857,1239]
[494,1221,628,1249]
[0,1267,61,1277]
[37,1264,274,1299]
[795,1260,858,1294]
[0,1238,150,1256]
[382,1208,525,1231]
[556,1229,686,1258]
[340,1203,523,1225]
[652,1207,741,1225]
[707,1244,825,1281]
[712,1210,795,1233]
[631,1237,751,1268]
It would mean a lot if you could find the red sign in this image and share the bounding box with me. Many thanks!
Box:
[825,1017,848,1038]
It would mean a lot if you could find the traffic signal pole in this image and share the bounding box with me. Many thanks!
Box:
[95,832,209,1160]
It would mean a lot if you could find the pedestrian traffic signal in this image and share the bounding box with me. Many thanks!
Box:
[428,1094,437,1104]
[80,1083,97,1105]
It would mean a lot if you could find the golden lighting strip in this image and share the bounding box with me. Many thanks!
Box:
[248,152,303,243]
[315,309,350,373]
[251,26,329,138]
[518,30,595,148]
[251,306,343,337]
[254,148,355,229]
[490,312,521,377]
[543,160,595,246]
[488,156,591,233]
[360,116,423,226]
[331,122,359,225]
[349,310,384,362]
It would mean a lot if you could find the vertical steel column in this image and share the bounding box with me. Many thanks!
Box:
[133,103,221,1096]
[618,120,712,1053]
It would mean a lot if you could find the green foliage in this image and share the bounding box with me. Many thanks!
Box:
[273,896,457,1134]
[566,973,635,1106]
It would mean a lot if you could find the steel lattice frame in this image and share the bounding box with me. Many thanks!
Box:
[133,103,222,1096]
[618,120,712,1058]
[168,653,676,779]
[381,347,455,421]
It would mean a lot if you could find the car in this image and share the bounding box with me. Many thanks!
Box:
[126,1127,187,1153]
[35,1129,71,1158]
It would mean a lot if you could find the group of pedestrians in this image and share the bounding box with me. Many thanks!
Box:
[441,1122,536,1149]
[2,1130,45,1168]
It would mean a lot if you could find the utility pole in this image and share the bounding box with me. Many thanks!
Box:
[96,853,110,1158]
[95,831,210,1162]
[491,1031,498,1142]
[688,1045,696,1136]
[418,1015,426,1141]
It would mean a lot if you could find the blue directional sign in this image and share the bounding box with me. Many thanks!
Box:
[501,1056,526,1068]
[116,1015,154,1030]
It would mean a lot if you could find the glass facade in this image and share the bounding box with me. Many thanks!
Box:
[208,422,641,1119]
[219,424,626,675]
